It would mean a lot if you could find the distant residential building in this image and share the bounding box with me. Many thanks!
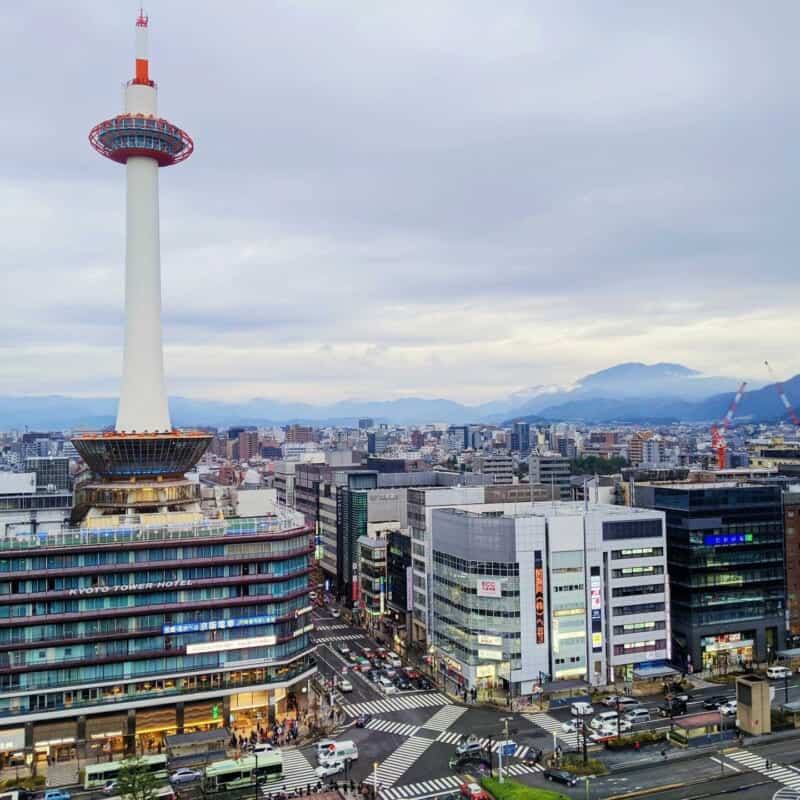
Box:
[238,430,260,462]
[285,424,315,444]
[410,430,424,449]
[628,431,655,467]
[529,452,571,500]
[471,453,513,484]
[635,482,785,671]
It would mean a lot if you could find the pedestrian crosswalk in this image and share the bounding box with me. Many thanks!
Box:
[378,765,545,800]
[342,692,451,717]
[725,748,800,789]
[261,748,318,794]
[434,731,533,759]
[420,704,467,732]
[522,712,578,749]
[366,734,436,787]
[379,775,460,799]
[313,633,368,643]
[315,623,350,632]
[364,718,421,737]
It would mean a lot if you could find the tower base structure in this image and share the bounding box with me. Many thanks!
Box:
[71,430,211,523]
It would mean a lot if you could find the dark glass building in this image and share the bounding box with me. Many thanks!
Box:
[635,482,785,672]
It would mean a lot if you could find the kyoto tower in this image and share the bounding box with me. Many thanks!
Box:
[72,12,210,521]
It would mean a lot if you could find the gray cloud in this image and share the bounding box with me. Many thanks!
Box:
[0,1,798,403]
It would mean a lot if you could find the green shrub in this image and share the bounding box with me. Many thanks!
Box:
[2,776,47,790]
[481,775,568,800]
[561,755,607,775]
[604,729,666,750]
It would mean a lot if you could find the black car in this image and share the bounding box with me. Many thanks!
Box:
[544,769,578,787]
[448,754,491,773]
[416,677,433,690]
[395,678,413,691]
[703,695,730,710]
[659,699,687,717]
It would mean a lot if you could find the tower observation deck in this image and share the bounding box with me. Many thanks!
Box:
[73,12,210,516]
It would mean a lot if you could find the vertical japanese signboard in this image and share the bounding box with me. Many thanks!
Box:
[535,550,545,644]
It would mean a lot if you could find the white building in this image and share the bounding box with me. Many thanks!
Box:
[430,502,669,696]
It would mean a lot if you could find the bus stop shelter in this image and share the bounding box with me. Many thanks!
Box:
[667,712,734,747]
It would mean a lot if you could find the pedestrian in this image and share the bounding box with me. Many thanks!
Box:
[634,741,640,752]
[661,749,667,761]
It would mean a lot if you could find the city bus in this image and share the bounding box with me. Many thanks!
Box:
[83,754,169,789]
[203,753,284,793]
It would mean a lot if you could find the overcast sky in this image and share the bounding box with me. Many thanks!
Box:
[1,1,797,404]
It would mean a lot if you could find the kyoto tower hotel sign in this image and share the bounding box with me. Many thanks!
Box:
[73,13,209,517]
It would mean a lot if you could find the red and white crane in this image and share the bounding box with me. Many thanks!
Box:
[765,361,800,427]
[710,381,747,470]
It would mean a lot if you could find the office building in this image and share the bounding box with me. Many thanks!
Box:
[24,457,71,492]
[510,421,531,455]
[529,452,571,500]
[285,425,315,444]
[357,535,387,630]
[358,419,374,430]
[628,431,655,467]
[430,503,669,696]
[386,530,413,647]
[635,482,785,671]
[237,430,260,462]
[783,491,800,637]
[367,432,388,456]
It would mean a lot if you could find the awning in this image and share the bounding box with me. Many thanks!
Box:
[634,665,679,679]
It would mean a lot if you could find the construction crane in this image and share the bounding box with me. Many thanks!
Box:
[765,360,800,427]
[710,381,747,470]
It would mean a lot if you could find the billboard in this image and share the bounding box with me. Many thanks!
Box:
[406,566,414,611]
[535,550,545,644]
[477,578,502,598]
[478,649,503,661]
[478,634,503,647]
[590,568,602,653]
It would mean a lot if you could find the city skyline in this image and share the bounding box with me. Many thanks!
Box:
[2,2,798,403]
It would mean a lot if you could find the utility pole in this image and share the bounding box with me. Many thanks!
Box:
[786,671,790,705]
[581,712,588,764]
[616,695,621,740]
[498,718,511,784]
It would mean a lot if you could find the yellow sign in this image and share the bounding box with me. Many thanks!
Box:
[592,632,602,648]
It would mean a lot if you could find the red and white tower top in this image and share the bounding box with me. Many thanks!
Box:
[134,8,154,86]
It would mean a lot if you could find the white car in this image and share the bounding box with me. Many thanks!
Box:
[570,702,594,716]
[766,666,791,679]
[603,695,624,707]
[561,719,581,733]
[315,761,345,778]
[170,769,202,785]
[331,609,341,618]
[720,700,738,717]
[339,679,353,692]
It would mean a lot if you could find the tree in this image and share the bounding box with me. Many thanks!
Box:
[570,455,627,475]
[117,758,158,800]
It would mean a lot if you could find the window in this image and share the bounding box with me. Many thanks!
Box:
[603,520,663,541]
[611,565,664,578]
[613,602,665,616]
[612,583,663,598]
[613,620,665,635]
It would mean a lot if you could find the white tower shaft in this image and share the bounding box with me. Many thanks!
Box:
[115,75,171,433]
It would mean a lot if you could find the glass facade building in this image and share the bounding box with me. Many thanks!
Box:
[0,512,316,761]
[635,482,785,672]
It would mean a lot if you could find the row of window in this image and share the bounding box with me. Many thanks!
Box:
[432,551,519,576]
[552,584,584,592]
[611,547,664,560]
[611,583,664,598]
[611,565,664,579]
[612,639,666,656]
[612,620,665,635]
[612,602,666,617]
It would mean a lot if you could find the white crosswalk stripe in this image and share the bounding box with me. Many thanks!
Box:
[364,718,420,737]
[523,712,579,749]
[433,731,531,759]
[380,776,461,800]
[342,692,451,717]
[504,762,545,776]
[725,749,800,789]
[260,748,318,794]
[420,704,467,731]
[312,633,368,643]
[365,734,435,787]
[314,623,351,631]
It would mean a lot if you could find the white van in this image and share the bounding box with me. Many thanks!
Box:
[378,676,397,694]
[387,654,402,668]
[319,741,358,765]
[590,711,618,729]
[766,665,791,679]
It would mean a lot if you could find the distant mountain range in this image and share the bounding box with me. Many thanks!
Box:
[0,362,796,429]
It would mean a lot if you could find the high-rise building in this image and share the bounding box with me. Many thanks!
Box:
[285,425,315,444]
[358,418,374,430]
[510,421,531,455]
[628,431,655,467]
[471,453,513,484]
[635,482,785,671]
[23,456,71,492]
[367,432,388,455]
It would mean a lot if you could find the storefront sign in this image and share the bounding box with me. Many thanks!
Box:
[70,579,192,596]
[163,613,276,635]
[476,664,496,679]
[590,569,602,653]
[0,728,24,750]
[592,632,602,649]
[187,634,277,655]
[478,634,502,647]
[534,550,545,644]
[444,656,462,672]
[477,578,502,598]
[478,649,503,661]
